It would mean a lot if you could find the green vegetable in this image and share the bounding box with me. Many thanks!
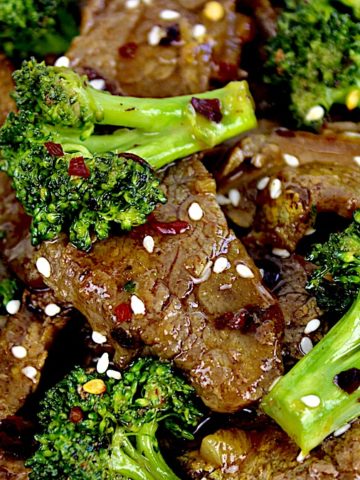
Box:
[0,278,18,312]
[0,59,257,250]
[0,0,79,60]
[261,211,360,454]
[26,358,204,480]
[264,0,360,127]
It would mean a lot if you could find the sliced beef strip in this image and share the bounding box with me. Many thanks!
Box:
[39,157,283,413]
[0,452,29,480]
[0,54,15,126]
[68,0,253,97]
[215,123,360,251]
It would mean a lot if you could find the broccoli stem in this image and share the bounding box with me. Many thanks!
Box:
[261,291,360,455]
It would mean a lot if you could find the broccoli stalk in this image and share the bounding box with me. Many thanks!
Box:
[261,211,360,455]
[26,358,204,480]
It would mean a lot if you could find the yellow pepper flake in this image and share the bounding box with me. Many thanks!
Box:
[203,1,224,21]
[83,379,106,394]
[346,89,360,111]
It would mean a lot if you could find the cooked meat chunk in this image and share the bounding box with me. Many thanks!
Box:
[39,157,283,413]
[68,0,253,97]
[0,452,29,480]
[216,123,360,251]
[0,54,15,126]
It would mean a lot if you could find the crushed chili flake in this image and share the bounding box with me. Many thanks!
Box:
[159,24,181,45]
[69,406,84,423]
[114,303,132,323]
[44,142,64,157]
[148,214,190,235]
[68,157,90,178]
[190,97,223,123]
[119,42,138,59]
[334,368,360,395]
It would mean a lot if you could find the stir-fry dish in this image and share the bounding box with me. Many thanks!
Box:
[0,0,359,479]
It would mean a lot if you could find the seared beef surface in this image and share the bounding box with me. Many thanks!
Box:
[68,0,253,97]
[0,451,29,480]
[39,157,283,413]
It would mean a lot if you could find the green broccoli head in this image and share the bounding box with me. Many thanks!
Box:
[0,0,79,60]
[306,210,360,313]
[26,359,204,480]
[265,0,360,128]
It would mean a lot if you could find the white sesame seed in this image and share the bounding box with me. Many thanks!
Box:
[89,79,106,91]
[106,369,122,380]
[44,303,61,317]
[305,227,316,236]
[131,295,146,315]
[229,189,241,207]
[301,394,321,408]
[300,336,313,355]
[304,318,321,334]
[213,257,228,274]
[143,235,154,253]
[6,300,20,315]
[259,268,265,278]
[22,366,37,382]
[216,193,231,205]
[296,451,308,463]
[272,247,290,258]
[257,176,270,191]
[252,153,265,168]
[283,153,300,167]
[188,202,203,221]
[11,345,27,359]
[96,352,109,374]
[159,9,180,20]
[192,24,207,40]
[36,257,51,278]
[54,56,70,68]
[236,263,255,279]
[148,25,164,46]
[333,423,351,437]
[268,376,282,391]
[305,105,325,122]
[125,0,140,8]
[269,178,282,199]
[353,156,360,167]
[92,331,107,344]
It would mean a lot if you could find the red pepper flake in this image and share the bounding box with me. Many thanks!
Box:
[44,142,64,157]
[118,42,138,59]
[69,406,84,423]
[190,97,222,123]
[334,368,360,395]
[148,214,190,235]
[68,157,90,178]
[114,303,132,323]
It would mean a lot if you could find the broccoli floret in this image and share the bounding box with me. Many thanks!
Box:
[261,211,360,455]
[264,0,360,128]
[26,358,204,480]
[0,0,79,60]
[0,278,19,312]
[0,59,257,250]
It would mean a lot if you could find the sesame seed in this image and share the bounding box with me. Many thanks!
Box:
[89,79,106,90]
[159,9,180,20]
[252,153,265,168]
[96,352,109,374]
[305,105,325,122]
[188,202,203,221]
[6,300,20,315]
[125,0,140,8]
[272,247,290,258]
[283,153,300,167]
[54,56,70,68]
[229,189,241,207]
[333,423,351,437]
[44,303,61,317]
[143,235,155,253]
[305,227,316,236]
[259,268,264,278]
[148,25,164,46]
[92,331,107,344]
[11,345,27,359]
[304,318,320,334]
[22,366,37,382]
[203,1,225,21]
[301,394,320,408]
[216,193,231,205]
[236,263,254,279]
[192,24,207,40]
[106,369,122,380]
[257,176,270,190]
[213,257,228,274]
[268,376,282,391]
[346,89,360,111]
[353,156,360,167]
[296,451,307,463]
[300,336,313,355]
[83,379,106,394]
[36,257,51,278]
[269,178,282,199]
[131,295,146,315]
